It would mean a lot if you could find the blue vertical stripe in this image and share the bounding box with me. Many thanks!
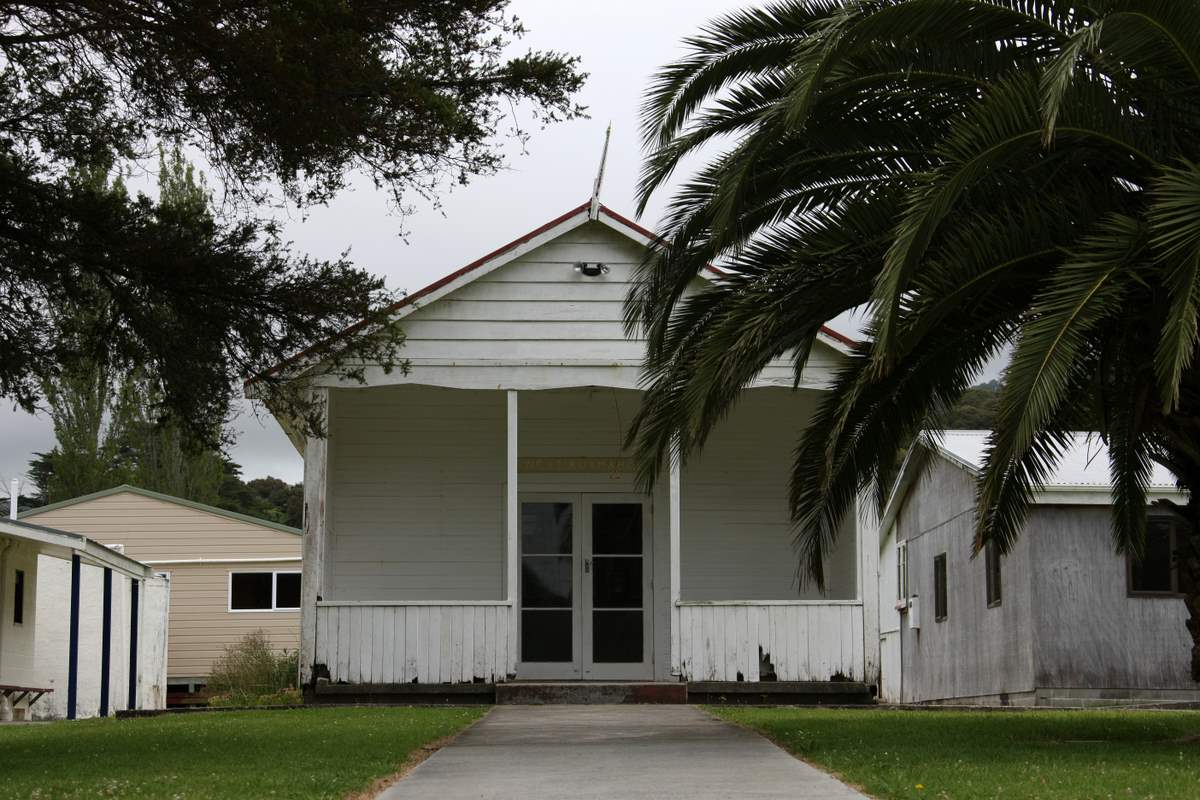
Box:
[100,567,112,717]
[128,579,139,711]
[67,553,80,720]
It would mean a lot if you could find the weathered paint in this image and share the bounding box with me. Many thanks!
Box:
[314,602,514,684]
[301,214,864,688]
[884,448,1197,705]
[32,558,169,719]
[1028,505,1193,691]
[299,387,329,686]
[676,602,865,682]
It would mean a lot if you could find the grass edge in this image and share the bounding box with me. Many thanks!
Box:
[348,706,494,800]
[700,706,882,800]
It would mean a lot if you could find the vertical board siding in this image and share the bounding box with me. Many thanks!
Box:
[677,603,864,682]
[315,604,514,684]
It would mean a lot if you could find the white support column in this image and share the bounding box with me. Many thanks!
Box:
[857,487,881,687]
[505,389,519,676]
[669,441,682,677]
[299,387,330,686]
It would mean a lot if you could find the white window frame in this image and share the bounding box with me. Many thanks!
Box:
[227,570,302,613]
[894,539,909,610]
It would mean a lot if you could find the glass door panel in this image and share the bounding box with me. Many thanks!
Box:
[520,501,576,669]
[583,497,652,678]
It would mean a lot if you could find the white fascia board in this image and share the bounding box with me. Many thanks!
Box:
[0,519,152,579]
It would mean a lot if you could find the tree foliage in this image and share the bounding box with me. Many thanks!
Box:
[28,151,303,529]
[633,0,1200,678]
[945,380,1002,430]
[0,1,584,442]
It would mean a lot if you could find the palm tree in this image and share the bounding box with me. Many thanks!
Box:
[629,0,1200,679]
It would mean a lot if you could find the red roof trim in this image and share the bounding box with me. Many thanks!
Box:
[247,201,592,385]
[819,325,857,347]
[247,200,855,386]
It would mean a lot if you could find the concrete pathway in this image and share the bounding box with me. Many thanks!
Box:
[378,705,867,799]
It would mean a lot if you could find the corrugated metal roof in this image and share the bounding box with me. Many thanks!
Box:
[931,430,1181,489]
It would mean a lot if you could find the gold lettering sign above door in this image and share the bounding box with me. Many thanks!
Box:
[518,457,636,475]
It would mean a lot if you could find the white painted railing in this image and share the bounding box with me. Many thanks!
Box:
[316,600,863,685]
[314,602,515,684]
[676,601,865,682]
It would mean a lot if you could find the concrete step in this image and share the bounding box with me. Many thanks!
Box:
[688,680,875,705]
[497,682,687,705]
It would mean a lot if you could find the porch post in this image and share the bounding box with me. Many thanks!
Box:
[669,439,681,677]
[857,488,881,687]
[299,387,330,687]
[506,390,519,674]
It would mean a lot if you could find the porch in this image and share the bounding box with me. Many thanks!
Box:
[301,384,879,688]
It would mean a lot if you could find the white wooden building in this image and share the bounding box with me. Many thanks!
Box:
[0,516,169,721]
[256,202,878,689]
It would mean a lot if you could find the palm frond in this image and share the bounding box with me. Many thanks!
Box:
[1149,159,1200,411]
[977,215,1147,551]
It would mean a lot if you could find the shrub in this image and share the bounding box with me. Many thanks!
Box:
[208,688,302,707]
[207,630,298,707]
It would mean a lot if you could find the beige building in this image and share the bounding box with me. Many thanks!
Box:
[22,486,301,696]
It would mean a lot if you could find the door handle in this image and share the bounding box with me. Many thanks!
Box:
[584,558,591,574]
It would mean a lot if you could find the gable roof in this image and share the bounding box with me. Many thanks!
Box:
[20,484,301,537]
[878,430,1187,543]
[933,430,1181,489]
[247,200,856,386]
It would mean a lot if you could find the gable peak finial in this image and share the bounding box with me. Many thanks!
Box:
[588,122,612,221]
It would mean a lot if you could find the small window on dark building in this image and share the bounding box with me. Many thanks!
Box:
[985,540,1002,607]
[933,554,948,622]
[230,572,273,610]
[13,569,24,624]
[1130,517,1190,595]
[275,573,301,610]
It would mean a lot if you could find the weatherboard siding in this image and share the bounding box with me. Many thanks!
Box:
[897,456,1036,704]
[25,490,302,680]
[1028,506,1193,691]
[341,220,840,391]
[327,386,507,602]
[398,223,654,364]
[163,563,300,679]
[304,214,862,685]
[314,603,515,684]
[677,602,865,682]
[681,388,858,601]
[25,491,301,562]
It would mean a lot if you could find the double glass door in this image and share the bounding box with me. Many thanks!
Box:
[518,493,652,679]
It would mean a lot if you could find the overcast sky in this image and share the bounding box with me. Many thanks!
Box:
[1,0,772,491]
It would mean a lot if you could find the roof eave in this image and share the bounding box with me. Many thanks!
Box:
[20,484,302,537]
[247,201,859,390]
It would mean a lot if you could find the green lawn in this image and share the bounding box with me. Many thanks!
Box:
[712,707,1200,800]
[0,706,487,799]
